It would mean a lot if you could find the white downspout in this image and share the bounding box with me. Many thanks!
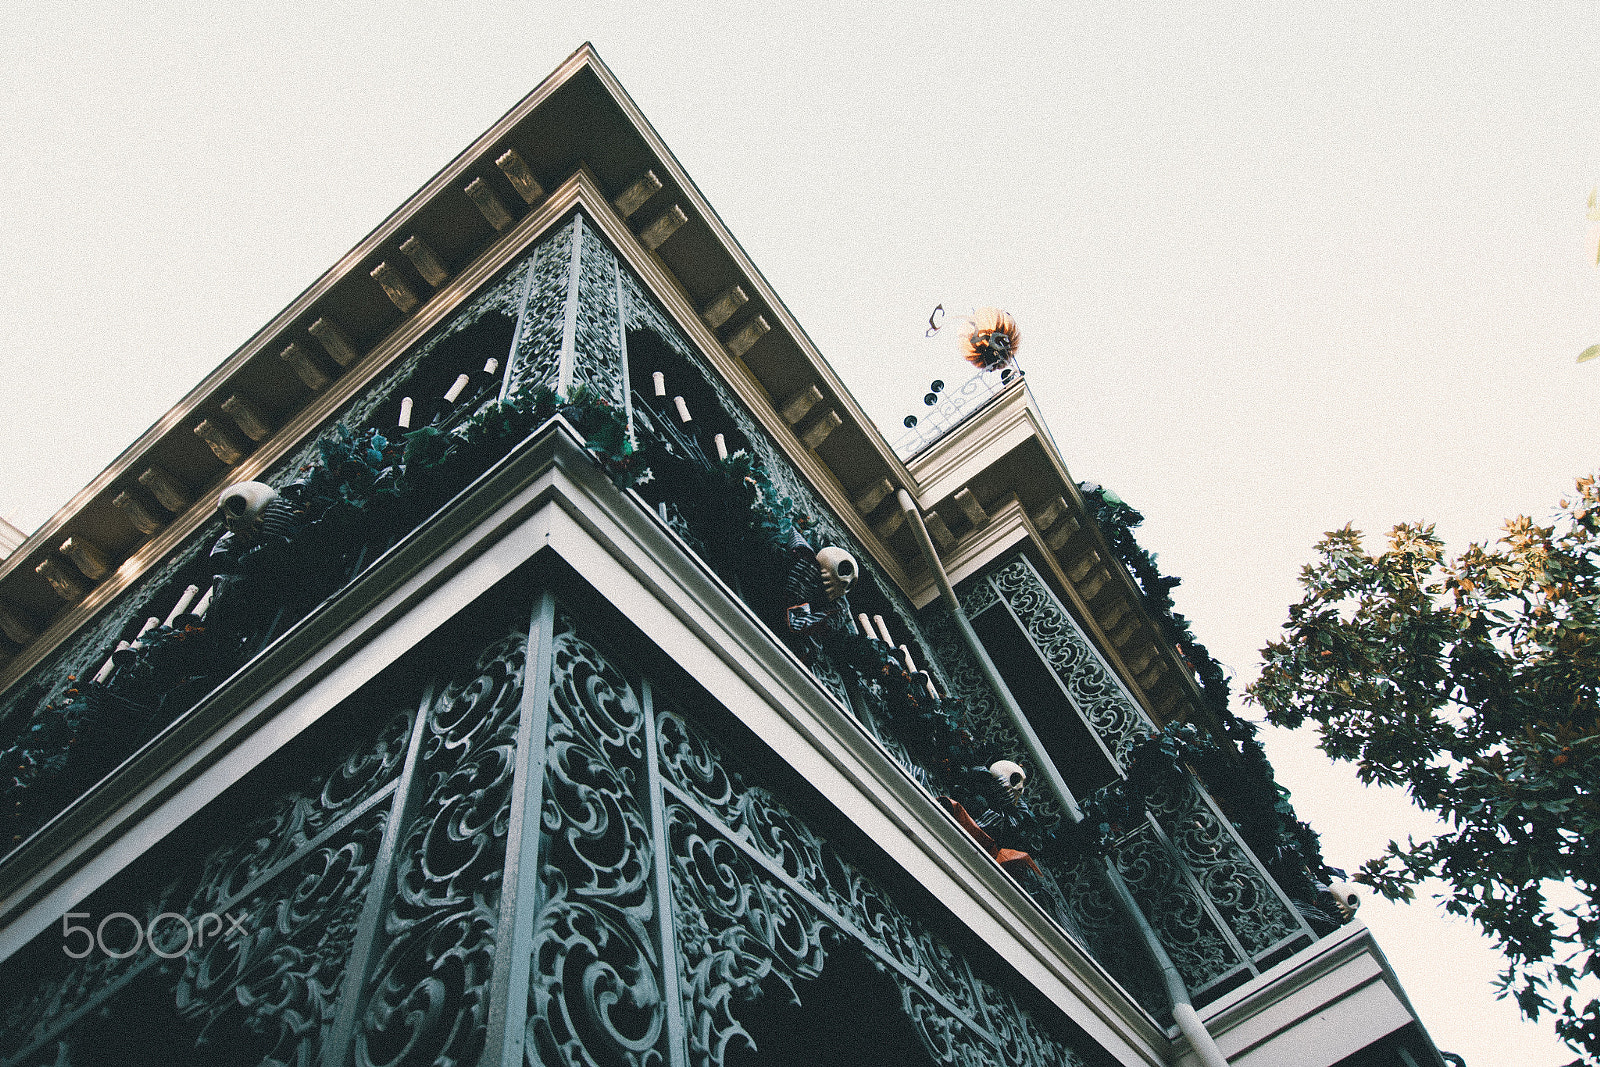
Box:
[895,489,1230,1067]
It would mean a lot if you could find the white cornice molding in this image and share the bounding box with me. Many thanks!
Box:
[0,175,592,697]
[1185,922,1444,1067]
[905,378,1034,509]
[0,46,604,594]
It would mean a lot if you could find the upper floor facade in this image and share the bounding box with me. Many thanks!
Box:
[0,46,1441,1067]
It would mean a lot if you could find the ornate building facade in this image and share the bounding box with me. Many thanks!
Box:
[0,47,1444,1067]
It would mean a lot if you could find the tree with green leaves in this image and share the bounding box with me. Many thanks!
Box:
[1248,476,1600,1065]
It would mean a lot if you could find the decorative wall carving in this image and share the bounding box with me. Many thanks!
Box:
[507,216,576,398]
[572,220,627,405]
[972,553,1313,994]
[355,628,527,1067]
[655,699,1088,1067]
[979,557,1146,766]
[1145,783,1303,960]
[917,610,1064,827]
[0,691,414,1067]
[525,614,669,1067]
[178,806,388,1065]
[1110,824,1239,991]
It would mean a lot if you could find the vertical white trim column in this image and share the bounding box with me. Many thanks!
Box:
[500,255,540,401]
[557,214,586,396]
[617,268,634,439]
[484,592,560,1067]
[641,680,689,1067]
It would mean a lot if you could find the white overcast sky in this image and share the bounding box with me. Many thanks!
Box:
[2,3,1597,1063]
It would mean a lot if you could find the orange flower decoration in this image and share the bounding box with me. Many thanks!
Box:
[959,308,1021,370]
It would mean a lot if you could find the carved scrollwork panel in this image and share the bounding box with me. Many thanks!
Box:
[1146,783,1304,959]
[988,556,1148,766]
[176,805,388,1066]
[1111,824,1242,992]
[968,973,1089,1067]
[915,610,1064,825]
[355,628,527,1067]
[525,615,668,1067]
[657,701,1091,1067]
[666,798,829,1067]
[1035,855,1167,1013]
[508,217,577,398]
[194,708,411,915]
[0,698,414,1067]
[572,221,626,406]
[0,897,173,1065]
[893,981,997,1066]
[958,578,999,618]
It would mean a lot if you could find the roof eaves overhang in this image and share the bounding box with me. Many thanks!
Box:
[902,382,1225,737]
[0,44,921,691]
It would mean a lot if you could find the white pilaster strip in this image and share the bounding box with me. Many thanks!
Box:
[557,215,585,396]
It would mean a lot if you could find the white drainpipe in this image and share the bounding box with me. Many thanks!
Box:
[895,489,1231,1067]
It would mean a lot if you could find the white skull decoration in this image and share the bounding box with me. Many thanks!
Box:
[218,481,280,538]
[1328,881,1361,920]
[988,759,1027,802]
[814,546,858,601]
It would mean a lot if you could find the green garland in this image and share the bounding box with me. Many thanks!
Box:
[1078,482,1343,906]
[4,386,1342,935]
[3,387,639,845]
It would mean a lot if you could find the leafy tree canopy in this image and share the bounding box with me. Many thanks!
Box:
[1248,476,1600,1064]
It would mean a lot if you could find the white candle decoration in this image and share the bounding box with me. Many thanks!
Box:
[925,677,940,701]
[130,616,160,650]
[443,373,471,403]
[398,396,414,429]
[482,357,499,375]
[99,639,132,681]
[653,371,666,397]
[714,433,728,461]
[873,615,894,646]
[192,585,214,619]
[899,645,918,675]
[164,584,201,628]
[857,613,873,638]
[674,396,692,423]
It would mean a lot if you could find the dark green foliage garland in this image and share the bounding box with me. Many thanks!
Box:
[4,385,1337,937]
[1079,484,1229,715]
[2,387,640,846]
[1078,482,1343,905]
[654,452,1294,882]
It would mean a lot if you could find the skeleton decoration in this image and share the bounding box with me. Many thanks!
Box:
[1328,882,1361,920]
[814,546,858,601]
[206,479,309,653]
[781,529,857,638]
[218,481,280,538]
[940,757,1040,879]
[988,759,1028,802]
